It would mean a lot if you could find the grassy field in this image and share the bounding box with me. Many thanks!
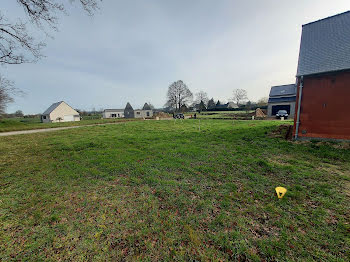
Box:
[0,120,349,261]
[197,111,255,119]
[0,118,137,133]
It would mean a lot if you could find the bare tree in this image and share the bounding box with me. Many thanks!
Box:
[232,89,248,106]
[166,80,193,111]
[257,97,268,107]
[194,90,209,105]
[0,76,20,115]
[0,0,100,65]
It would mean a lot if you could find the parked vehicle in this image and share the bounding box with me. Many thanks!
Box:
[276,110,289,119]
[174,113,185,119]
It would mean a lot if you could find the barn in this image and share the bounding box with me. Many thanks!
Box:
[293,11,350,140]
[267,84,296,118]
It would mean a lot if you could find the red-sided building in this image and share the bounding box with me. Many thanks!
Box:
[293,11,350,141]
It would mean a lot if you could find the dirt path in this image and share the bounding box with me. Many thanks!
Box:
[0,122,125,137]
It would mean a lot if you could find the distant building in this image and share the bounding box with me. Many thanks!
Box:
[293,11,350,140]
[227,102,239,109]
[103,109,124,119]
[41,101,80,123]
[124,102,153,119]
[267,84,296,117]
[214,102,239,110]
[124,102,135,118]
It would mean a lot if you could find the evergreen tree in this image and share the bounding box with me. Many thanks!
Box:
[199,100,206,111]
[207,98,216,110]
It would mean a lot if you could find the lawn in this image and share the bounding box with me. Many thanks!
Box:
[197,111,256,120]
[0,118,137,133]
[0,120,349,261]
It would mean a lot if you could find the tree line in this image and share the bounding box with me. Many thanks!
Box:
[165,80,268,113]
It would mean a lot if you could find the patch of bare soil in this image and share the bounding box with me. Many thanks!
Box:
[316,141,350,150]
[268,124,293,140]
[154,112,171,118]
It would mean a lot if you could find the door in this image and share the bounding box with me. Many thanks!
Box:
[63,115,75,122]
[272,105,291,115]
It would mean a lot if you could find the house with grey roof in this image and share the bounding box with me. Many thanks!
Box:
[293,11,350,140]
[134,103,153,118]
[41,101,80,123]
[123,102,153,119]
[124,102,135,118]
[267,84,296,117]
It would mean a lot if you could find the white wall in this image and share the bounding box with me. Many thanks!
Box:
[134,110,153,118]
[48,102,80,122]
[103,111,124,118]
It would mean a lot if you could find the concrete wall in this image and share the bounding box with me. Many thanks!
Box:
[103,111,124,118]
[48,102,80,123]
[267,102,296,117]
[293,71,350,140]
[41,115,51,123]
[134,110,153,118]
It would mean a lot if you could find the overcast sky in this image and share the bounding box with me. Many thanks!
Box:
[2,0,349,114]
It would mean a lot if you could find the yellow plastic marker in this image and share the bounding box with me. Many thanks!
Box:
[275,187,287,199]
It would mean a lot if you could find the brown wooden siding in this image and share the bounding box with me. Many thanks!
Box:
[293,71,350,140]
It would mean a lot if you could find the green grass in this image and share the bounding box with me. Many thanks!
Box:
[198,111,255,119]
[0,118,137,133]
[0,120,349,261]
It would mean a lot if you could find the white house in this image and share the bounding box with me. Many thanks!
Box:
[41,101,80,123]
[103,109,125,119]
[227,102,239,109]
[134,103,153,118]
[134,109,153,118]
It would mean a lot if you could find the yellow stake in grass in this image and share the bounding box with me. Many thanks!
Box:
[275,187,287,199]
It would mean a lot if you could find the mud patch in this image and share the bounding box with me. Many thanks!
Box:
[268,124,293,140]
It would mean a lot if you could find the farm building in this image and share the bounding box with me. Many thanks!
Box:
[41,101,80,123]
[267,84,296,117]
[293,11,350,140]
[124,102,153,119]
[103,109,124,119]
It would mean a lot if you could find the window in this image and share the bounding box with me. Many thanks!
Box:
[146,112,150,116]
[137,112,140,115]
[111,114,117,118]
[43,116,46,119]
[118,113,120,117]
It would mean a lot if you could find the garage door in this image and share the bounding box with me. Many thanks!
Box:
[272,105,291,115]
[63,115,75,122]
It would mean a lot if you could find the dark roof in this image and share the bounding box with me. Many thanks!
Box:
[42,101,63,115]
[216,104,228,109]
[124,102,133,110]
[269,84,296,97]
[297,11,350,76]
[268,96,296,103]
[142,103,151,110]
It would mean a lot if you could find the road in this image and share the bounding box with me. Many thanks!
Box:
[0,122,124,137]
